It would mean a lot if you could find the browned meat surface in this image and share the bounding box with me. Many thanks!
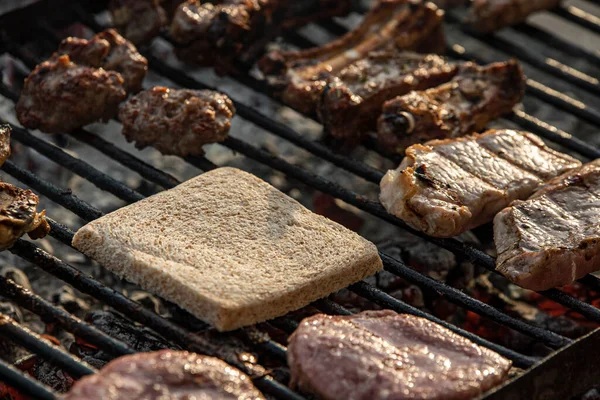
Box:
[318,52,458,142]
[495,160,600,291]
[288,310,511,400]
[430,0,468,8]
[0,182,50,250]
[16,55,127,134]
[378,59,525,153]
[380,129,581,237]
[119,86,235,156]
[62,350,265,400]
[0,125,11,168]
[58,29,148,93]
[259,0,445,117]
[109,0,184,44]
[466,0,561,33]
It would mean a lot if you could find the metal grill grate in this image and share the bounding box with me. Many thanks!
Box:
[0,1,599,399]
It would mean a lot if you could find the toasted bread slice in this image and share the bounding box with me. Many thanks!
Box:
[73,167,382,331]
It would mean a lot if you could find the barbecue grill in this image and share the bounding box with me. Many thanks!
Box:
[0,0,599,399]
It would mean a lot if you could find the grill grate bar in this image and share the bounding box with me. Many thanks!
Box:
[0,359,56,400]
[552,5,600,35]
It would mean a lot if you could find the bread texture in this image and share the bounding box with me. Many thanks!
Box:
[72,167,382,331]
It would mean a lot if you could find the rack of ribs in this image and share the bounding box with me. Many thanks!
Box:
[466,0,562,33]
[377,59,525,153]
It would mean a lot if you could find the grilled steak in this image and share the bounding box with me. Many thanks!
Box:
[495,160,600,291]
[380,129,581,237]
[288,310,511,400]
[378,59,525,153]
[16,55,127,133]
[0,183,50,250]
[0,125,10,168]
[119,86,235,156]
[466,0,561,33]
[57,29,148,93]
[62,350,265,400]
[259,0,445,117]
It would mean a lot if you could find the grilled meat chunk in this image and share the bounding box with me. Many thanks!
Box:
[0,125,11,168]
[0,183,50,250]
[380,129,581,237]
[109,0,184,44]
[495,160,600,291]
[466,0,561,33]
[16,55,127,134]
[57,29,148,93]
[378,59,525,152]
[118,86,235,156]
[63,350,265,400]
[318,52,458,142]
[259,0,445,117]
[288,310,511,400]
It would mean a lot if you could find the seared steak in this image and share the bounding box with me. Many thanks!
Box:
[0,125,10,168]
[288,310,511,400]
[380,129,581,237]
[466,0,561,33]
[62,350,265,399]
[495,160,600,291]
[378,59,525,153]
[118,86,235,156]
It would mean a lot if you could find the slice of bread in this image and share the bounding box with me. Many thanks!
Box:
[73,167,382,331]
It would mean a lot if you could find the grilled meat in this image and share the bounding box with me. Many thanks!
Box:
[118,86,235,156]
[259,0,445,117]
[62,350,265,400]
[380,129,581,237]
[57,29,148,93]
[318,52,458,142]
[378,59,525,153]
[16,55,127,134]
[430,0,468,8]
[288,310,511,400]
[0,125,10,168]
[0,183,50,250]
[466,0,561,33]
[495,160,600,291]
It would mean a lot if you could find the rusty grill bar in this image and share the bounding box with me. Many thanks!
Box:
[0,1,599,399]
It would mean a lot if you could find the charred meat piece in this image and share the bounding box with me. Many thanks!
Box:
[378,59,525,153]
[380,129,581,237]
[495,160,600,291]
[466,0,561,33]
[259,0,445,117]
[288,310,511,400]
[0,182,50,250]
[63,350,266,400]
[16,55,127,134]
[118,86,235,156]
[0,125,11,168]
[318,51,458,142]
[430,0,468,8]
[57,29,148,93]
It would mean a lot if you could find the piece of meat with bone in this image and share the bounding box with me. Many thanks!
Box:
[0,125,11,168]
[16,55,127,134]
[466,0,561,33]
[495,160,600,291]
[118,86,235,156]
[57,29,148,93]
[380,129,581,237]
[288,310,511,400]
[378,59,525,153]
[0,182,50,251]
[259,0,446,117]
[62,350,265,400]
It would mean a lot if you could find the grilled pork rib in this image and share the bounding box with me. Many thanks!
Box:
[495,160,600,291]
[378,59,525,153]
[259,0,446,117]
[0,125,10,168]
[466,0,561,33]
[380,130,581,237]
[288,310,511,400]
[118,87,235,156]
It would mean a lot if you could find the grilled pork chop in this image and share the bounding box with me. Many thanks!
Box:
[288,310,511,400]
[380,130,581,237]
[466,0,561,33]
[118,86,235,156]
[378,59,525,153]
[62,350,265,400]
[0,125,10,168]
[0,183,50,250]
[259,0,445,117]
[495,160,600,291]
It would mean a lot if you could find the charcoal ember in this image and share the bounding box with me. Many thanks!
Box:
[52,286,89,318]
[580,388,600,400]
[195,330,263,373]
[312,193,364,232]
[130,291,166,316]
[0,302,23,362]
[0,302,22,323]
[0,267,31,291]
[388,285,425,309]
[33,358,74,393]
